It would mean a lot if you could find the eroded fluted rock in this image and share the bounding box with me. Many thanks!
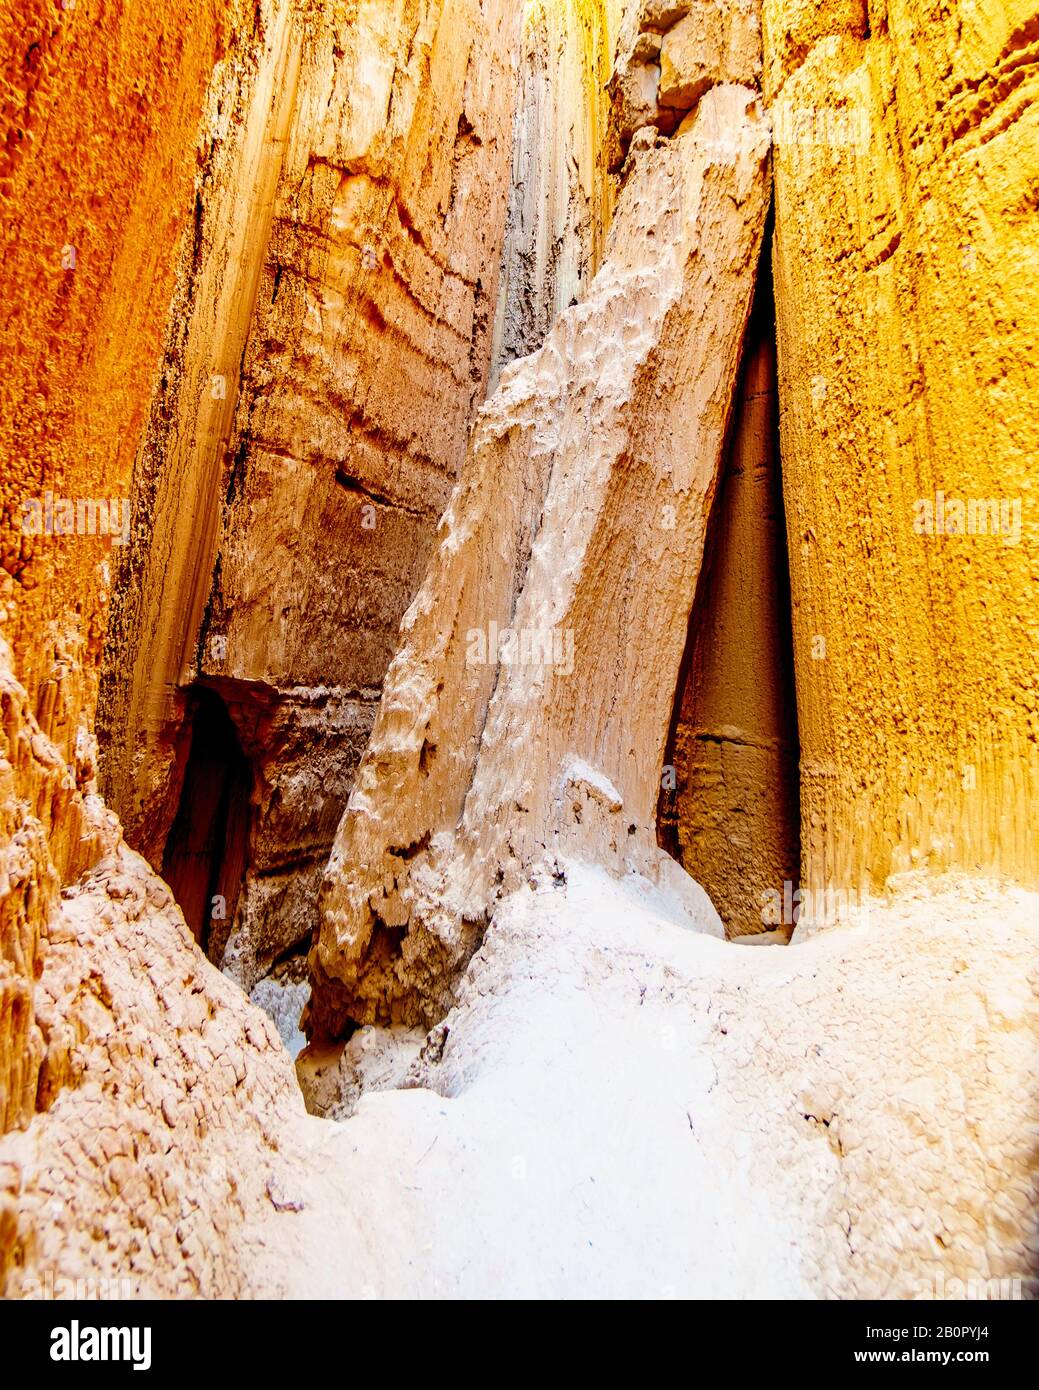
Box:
[609,0,762,157]
[0,637,303,1295]
[763,0,1039,902]
[0,0,235,1138]
[310,83,772,1034]
[0,640,119,1134]
[0,0,230,768]
[0,845,304,1297]
[99,0,524,988]
[489,0,625,382]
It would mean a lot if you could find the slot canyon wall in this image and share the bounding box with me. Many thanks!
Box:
[0,0,310,1293]
[96,0,524,1007]
[310,79,773,1033]
[0,0,230,1136]
[765,0,1039,904]
[489,0,622,381]
[0,0,1036,1300]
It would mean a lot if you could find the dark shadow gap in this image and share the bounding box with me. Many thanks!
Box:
[657,216,801,937]
[161,685,251,960]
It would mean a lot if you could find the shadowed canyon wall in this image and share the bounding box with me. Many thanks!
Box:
[489,0,625,382]
[97,0,524,996]
[661,289,801,937]
[604,0,804,939]
[311,82,772,1033]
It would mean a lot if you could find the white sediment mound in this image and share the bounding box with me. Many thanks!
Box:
[245,863,1039,1299]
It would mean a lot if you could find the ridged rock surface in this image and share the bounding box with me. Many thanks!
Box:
[0,642,113,1135]
[311,83,772,1034]
[489,0,624,383]
[764,0,1039,901]
[98,0,523,989]
[0,639,304,1296]
[0,0,237,1140]
[0,0,226,765]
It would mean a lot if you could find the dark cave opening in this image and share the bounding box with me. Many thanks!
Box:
[161,686,251,961]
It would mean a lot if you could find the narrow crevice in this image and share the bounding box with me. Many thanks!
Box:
[658,220,801,938]
[160,686,252,961]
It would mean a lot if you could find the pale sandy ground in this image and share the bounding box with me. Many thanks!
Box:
[5,643,1034,1300]
[238,864,1039,1299]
